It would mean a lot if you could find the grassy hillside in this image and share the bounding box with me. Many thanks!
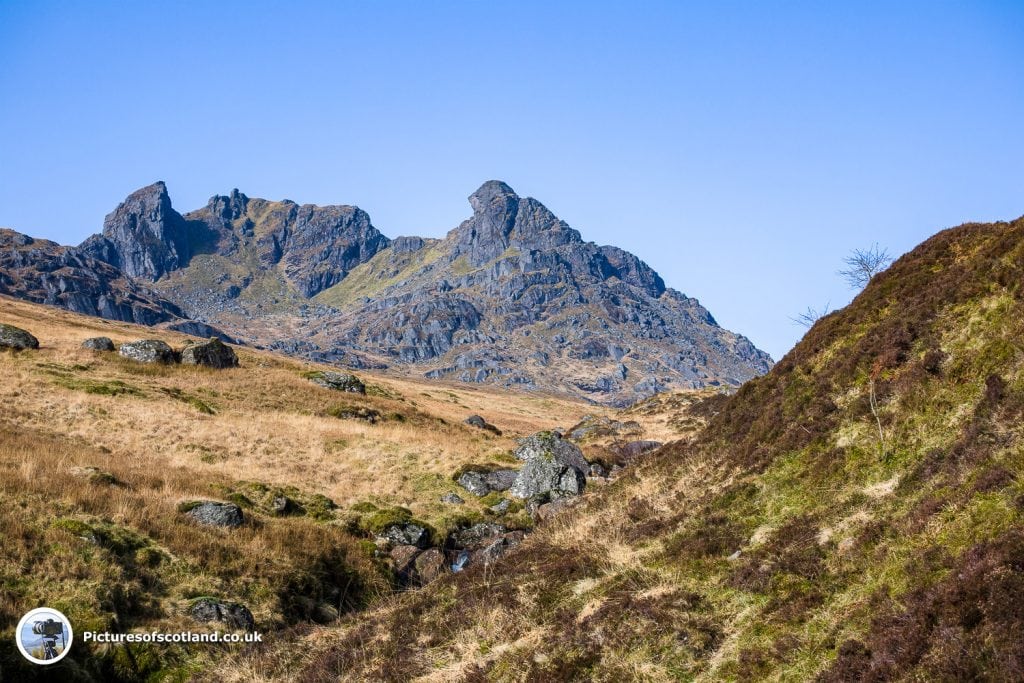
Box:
[214,216,1024,681]
[1,295,692,681]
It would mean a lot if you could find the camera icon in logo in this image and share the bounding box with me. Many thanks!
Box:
[15,607,73,665]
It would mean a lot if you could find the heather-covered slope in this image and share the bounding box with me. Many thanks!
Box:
[219,215,1024,681]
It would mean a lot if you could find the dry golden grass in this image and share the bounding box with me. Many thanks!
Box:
[0,295,604,519]
[0,294,710,680]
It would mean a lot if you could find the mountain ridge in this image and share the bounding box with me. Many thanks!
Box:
[4,181,773,405]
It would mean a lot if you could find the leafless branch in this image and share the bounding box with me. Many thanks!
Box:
[838,243,892,289]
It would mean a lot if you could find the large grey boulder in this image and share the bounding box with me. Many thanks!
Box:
[0,324,39,350]
[181,338,239,368]
[183,501,244,528]
[189,598,255,631]
[81,336,115,351]
[119,339,176,364]
[308,371,365,394]
[509,431,588,499]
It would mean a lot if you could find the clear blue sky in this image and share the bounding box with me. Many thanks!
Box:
[2,1,1022,360]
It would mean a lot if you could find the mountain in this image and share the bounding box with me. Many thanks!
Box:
[221,214,1024,680]
[67,180,772,404]
[0,227,230,340]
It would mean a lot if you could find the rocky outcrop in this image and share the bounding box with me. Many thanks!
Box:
[189,599,255,631]
[308,371,365,394]
[81,336,115,351]
[119,339,176,364]
[0,228,187,326]
[2,181,773,406]
[181,338,238,368]
[509,432,589,500]
[79,182,193,281]
[0,323,38,350]
[182,501,244,528]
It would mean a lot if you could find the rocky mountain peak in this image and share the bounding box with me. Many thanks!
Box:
[77,180,190,281]
[453,181,582,266]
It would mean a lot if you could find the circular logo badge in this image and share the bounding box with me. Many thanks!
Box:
[15,607,73,665]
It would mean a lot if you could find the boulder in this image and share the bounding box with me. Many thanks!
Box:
[617,440,663,460]
[0,323,39,350]
[181,337,238,368]
[509,431,588,499]
[567,415,641,441]
[414,548,448,585]
[81,336,115,351]
[470,531,526,566]
[440,492,465,505]
[189,598,255,631]
[534,498,573,524]
[456,471,490,497]
[270,496,292,515]
[484,469,518,492]
[309,371,365,394]
[379,522,430,549]
[464,414,502,435]
[390,544,422,583]
[119,339,176,364]
[183,501,244,528]
[450,522,506,549]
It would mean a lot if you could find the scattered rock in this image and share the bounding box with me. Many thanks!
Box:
[470,531,526,566]
[484,469,518,492]
[617,440,663,460]
[69,466,121,486]
[0,323,39,350]
[379,522,430,549]
[182,501,244,528]
[119,339,176,364]
[415,548,448,585]
[81,336,115,351]
[456,471,491,497]
[450,522,506,549]
[309,371,366,394]
[440,492,465,505]
[567,415,641,441]
[509,431,588,499]
[270,496,292,515]
[181,337,238,368]
[189,598,255,631]
[390,544,422,582]
[464,414,502,435]
[534,498,573,524]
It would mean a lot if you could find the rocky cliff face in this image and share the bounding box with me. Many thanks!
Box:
[0,228,184,325]
[305,181,771,404]
[3,180,772,404]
